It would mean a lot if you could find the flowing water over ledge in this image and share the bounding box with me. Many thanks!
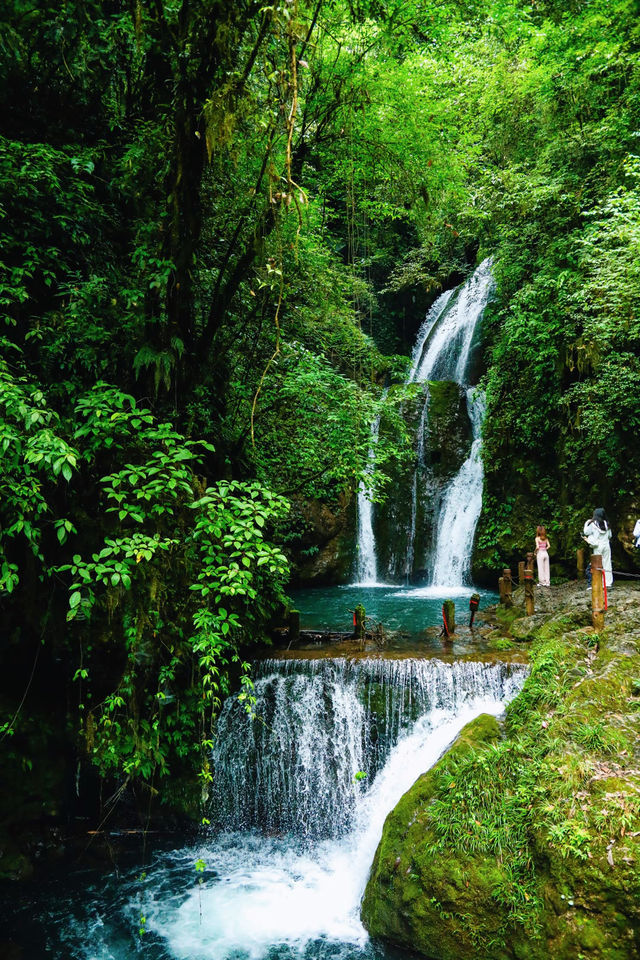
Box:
[1,657,526,960]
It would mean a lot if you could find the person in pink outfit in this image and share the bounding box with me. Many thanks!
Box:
[535,525,551,587]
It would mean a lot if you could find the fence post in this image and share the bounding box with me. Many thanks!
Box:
[288,609,300,645]
[524,565,535,616]
[442,599,456,636]
[591,555,605,630]
[354,603,366,639]
[518,561,525,585]
[469,593,480,628]
[498,576,505,604]
[503,568,513,607]
[577,548,585,580]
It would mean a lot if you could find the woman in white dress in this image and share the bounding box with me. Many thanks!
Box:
[583,508,613,588]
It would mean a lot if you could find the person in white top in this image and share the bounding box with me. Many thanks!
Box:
[633,518,640,549]
[582,508,613,588]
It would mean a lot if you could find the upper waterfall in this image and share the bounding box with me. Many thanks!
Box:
[430,387,486,586]
[357,259,494,586]
[411,258,494,385]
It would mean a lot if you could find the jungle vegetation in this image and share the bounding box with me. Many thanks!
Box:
[1,0,639,815]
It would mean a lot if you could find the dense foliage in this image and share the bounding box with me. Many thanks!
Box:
[2,0,640,816]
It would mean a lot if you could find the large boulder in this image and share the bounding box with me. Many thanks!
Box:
[361,599,640,959]
[361,713,508,959]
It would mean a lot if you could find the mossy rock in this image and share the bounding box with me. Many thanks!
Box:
[362,589,640,959]
[510,613,548,642]
[361,713,507,960]
[425,380,472,479]
[487,636,516,651]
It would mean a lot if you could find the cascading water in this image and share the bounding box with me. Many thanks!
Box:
[38,656,527,960]
[407,288,455,384]
[411,259,493,386]
[431,387,486,587]
[211,656,523,839]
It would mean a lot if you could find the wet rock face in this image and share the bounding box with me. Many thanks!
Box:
[361,588,640,960]
[288,494,356,585]
[617,500,640,561]
[424,380,473,479]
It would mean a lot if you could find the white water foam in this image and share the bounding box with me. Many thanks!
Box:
[147,700,516,960]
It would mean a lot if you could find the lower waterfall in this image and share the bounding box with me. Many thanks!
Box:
[44,657,526,960]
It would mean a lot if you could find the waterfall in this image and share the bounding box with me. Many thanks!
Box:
[211,656,525,839]
[410,259,493,385]
[150,657,526,959]
[375,259,494,585]
[35,655,527,960]
[407,288,455,383]
[431,387,487,587]
[355,412,382,585]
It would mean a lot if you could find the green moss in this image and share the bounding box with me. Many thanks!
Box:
[494,603,525,627]
[362,598,640,959]
[425,380,472,478]
[488,637,516,651]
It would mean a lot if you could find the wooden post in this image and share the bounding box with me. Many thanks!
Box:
[469,593,480,629]
[577,548,585,580]
[503,568,513,607]
[526,552,535,578]
[518,561,525,585]
[442,599,455,636]
[524,566,535,616]
[354,603,366,640]
[591,555,605,630]
[288,609,300,645]
[498,576,505,603]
